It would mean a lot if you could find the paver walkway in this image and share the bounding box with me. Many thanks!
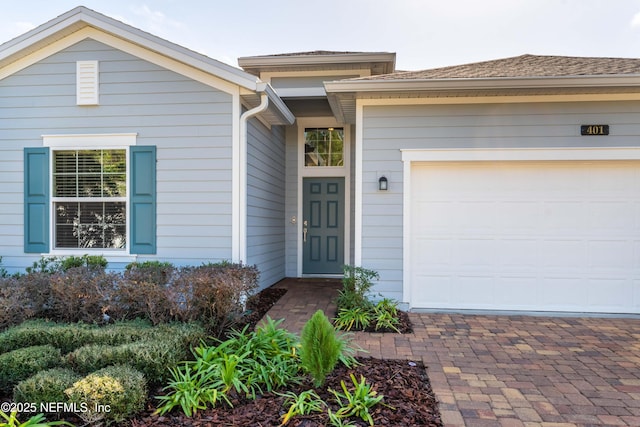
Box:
[264,279,640,426]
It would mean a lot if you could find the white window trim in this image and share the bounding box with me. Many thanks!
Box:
[43,134,137,259]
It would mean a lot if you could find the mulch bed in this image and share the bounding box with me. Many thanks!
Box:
[131,357,442,427]
[128,287,442,426]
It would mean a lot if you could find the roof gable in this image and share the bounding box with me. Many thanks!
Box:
[0,6,293,125]
[0,6,259,88]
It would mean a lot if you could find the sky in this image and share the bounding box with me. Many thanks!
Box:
[1,0,640,71]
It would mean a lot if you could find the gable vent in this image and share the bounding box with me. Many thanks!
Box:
[76,61,99,105]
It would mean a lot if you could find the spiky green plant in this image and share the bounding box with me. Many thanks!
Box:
[299,310,343,387]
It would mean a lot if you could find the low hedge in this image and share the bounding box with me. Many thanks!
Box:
[0,345,62,393]
[0,320,97,355]
[67,323,205,383]
[13,368,81,408]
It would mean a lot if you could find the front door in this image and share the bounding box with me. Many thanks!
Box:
[302,177,344,274]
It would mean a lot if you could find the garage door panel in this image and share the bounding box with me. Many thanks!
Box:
[539,278,586,309]
[456,276,495,306]
[414,275,453,306]
[588,202,638,231]
[497,202,540,230]
[410,161,640,314]
[413,237,451,267]
[455,239,496,267]
[587,279,634,310]
[588,240,633,268]
[539,240,585,268]
[495,277,539,308]
[497,239,538,268]
[542,202,585,230]
[416,201,453,232]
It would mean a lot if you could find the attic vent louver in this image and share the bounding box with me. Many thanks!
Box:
[76,61,99,105]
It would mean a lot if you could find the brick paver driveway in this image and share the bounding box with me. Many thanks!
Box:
[359,313,640,427]
[266,280,640,426]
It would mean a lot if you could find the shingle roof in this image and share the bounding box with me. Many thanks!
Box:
[359,54,640,80]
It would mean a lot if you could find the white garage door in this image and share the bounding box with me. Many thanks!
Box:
[410,161,640,313]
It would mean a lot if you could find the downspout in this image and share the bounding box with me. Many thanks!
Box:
[237,84,269,263]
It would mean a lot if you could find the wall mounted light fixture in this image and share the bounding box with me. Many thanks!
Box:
[378,176,388,191]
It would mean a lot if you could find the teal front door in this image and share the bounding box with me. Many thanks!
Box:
[302,177,344,274]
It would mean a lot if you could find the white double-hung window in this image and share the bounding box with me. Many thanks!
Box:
[52,149,127,249]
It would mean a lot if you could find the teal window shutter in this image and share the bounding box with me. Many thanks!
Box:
[130,146,156,254]
[24,148,50,253]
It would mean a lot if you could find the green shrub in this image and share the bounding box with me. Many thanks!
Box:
[0,320,156,355]
[13,368,81,407]
[0,320,94,355]
[65,364,147,425]
[334,266,403,333]
[336,266,378,312]
[25,257,62,274]
[88,319,156,346]
[0,345,62,393]
[59,255,107,271]
[67,322,205,384]
[25,255,107,274]
[299,310,343,387]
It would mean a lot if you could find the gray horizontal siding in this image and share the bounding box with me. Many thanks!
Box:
[246,118,287,289]
[0,38,235,272]
[361,101,640,304]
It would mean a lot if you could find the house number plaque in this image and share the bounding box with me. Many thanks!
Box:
[581,125,609,136]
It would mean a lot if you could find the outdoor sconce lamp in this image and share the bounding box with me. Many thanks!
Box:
[378,176,388,191]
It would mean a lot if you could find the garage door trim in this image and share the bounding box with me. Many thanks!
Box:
[401,147,640,311]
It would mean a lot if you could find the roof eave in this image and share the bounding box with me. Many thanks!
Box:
[238,52,396,74]
[325,75,640,124]
[325,74,640,93]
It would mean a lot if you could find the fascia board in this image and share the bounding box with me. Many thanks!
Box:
[324,75,640,93]
[239,52,396,70]
[260,83,296,125]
